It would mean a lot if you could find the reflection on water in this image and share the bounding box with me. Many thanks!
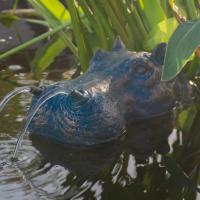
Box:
[0,136,70,200]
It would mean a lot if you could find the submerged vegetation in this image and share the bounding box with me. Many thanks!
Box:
[1,0,200,199]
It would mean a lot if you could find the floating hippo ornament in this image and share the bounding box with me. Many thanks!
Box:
[27,39,189,146]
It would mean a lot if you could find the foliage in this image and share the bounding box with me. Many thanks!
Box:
[162,19,200,81]
[0,0,187,73]
[1,0,200,76]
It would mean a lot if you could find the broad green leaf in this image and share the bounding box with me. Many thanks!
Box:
[144,18,178,50]
[31,37,66,73]
[162,19,200,81]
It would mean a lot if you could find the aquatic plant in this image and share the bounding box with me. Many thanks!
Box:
[0,0,190,73]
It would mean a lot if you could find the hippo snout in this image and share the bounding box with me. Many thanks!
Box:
[29,86,125,145]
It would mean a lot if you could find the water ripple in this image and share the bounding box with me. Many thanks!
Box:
[0,136,75,200]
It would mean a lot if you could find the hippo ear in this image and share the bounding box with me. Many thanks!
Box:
[151,43,167,65]
[88,49,108,72]
[112,37,126,51]
[91,49,108,62]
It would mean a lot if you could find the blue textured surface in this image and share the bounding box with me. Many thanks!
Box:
[29,39,190,145]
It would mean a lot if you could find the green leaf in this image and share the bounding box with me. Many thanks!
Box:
[162,19,200,81]
[28,0,71,23]
[31,37,66,73]
[144,18,178,51]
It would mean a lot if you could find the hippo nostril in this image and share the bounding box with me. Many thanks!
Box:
[30,86,46,96]
[69,89,90,104]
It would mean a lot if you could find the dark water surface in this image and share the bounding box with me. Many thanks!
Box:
[0,21,199,200]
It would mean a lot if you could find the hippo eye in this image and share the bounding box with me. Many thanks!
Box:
[136,66,148,74]
[133,63,153,79]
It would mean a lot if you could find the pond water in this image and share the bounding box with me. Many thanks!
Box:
[0,21,199,200]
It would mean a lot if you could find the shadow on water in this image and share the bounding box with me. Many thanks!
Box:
[1,10,200,200]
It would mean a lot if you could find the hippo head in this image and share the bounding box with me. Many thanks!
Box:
[28,39,189,145]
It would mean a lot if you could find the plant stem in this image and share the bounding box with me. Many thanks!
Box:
[1,9,38,18]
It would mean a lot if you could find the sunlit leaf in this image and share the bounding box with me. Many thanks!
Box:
[162,19,200,81]
[28,0,78,57]
[28,0,70,23]
[144,18,178,50]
